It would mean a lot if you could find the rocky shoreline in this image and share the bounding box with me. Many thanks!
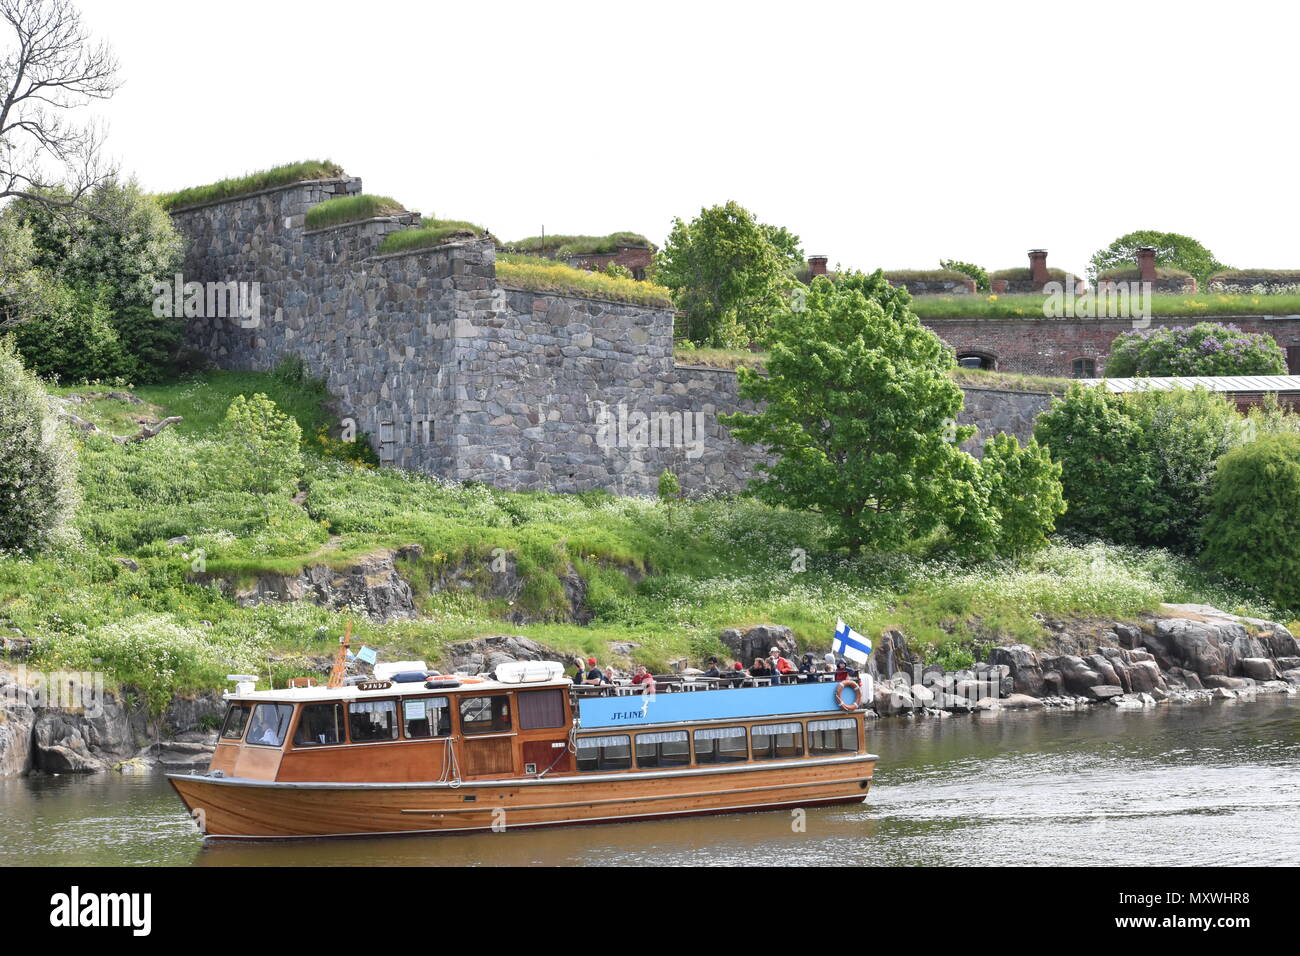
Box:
[2,604,1296,779]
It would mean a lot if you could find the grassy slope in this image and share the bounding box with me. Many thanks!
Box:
[909,292,1300,320]
[2,371,1280,708]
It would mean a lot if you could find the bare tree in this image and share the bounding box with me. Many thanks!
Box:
[0,0,119,213]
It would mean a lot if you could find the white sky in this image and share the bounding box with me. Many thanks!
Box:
[76,0,1300,278]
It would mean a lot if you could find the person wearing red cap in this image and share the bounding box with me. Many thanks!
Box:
[582,656,608,685]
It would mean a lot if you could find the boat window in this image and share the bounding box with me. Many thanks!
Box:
[808,718,858,754]
[516,689,566,730]
[576,735,632,772]
[752,721,804,760]
[293,702,345,747]
[246,703,294,747]
[219,703,252,740]
[403,696,451,739]
[349,699,399,743]
[635,730,690,768]
[459,695,512,734]
[693,726,748,764]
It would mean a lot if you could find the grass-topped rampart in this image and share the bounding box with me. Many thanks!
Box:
[156,160,345,210]
[495,254,673,307]
[305,194,405,230]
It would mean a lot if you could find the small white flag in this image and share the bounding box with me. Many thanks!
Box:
[832,619,873,665]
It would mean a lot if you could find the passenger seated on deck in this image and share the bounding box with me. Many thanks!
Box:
[583,657,610,686]
[630,665,656,691]
[570,657,587,683]
[729,661,749,687]
[750,657,773,681]
[799,653,820,680]
[769,647,796,686]
[703,657,723,679]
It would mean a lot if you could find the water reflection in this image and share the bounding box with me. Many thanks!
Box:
[2,697,1296,867]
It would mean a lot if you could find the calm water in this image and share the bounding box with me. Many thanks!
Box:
[2,696,1297,867]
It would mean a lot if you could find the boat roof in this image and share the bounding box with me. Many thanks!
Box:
[230,676,573,704]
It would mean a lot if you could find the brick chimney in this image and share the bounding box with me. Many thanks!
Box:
[808,255,828,278]
[1028,249,1049,287]
[1136,246,1157,282]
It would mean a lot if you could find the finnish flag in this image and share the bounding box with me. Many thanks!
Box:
[832,620,873,665]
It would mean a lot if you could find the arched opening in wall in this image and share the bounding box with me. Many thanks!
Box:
[1071,357,1097,378]
[955,351,996,370]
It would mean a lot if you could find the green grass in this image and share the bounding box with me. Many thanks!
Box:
[2,369,1278,708]
[496,254,673,307]
[506,232,652,257]
[376,219,487,255]
[1098,265,1191,281]
[989,267,1078,281]
[910,292,1300,319]
[672,347,1072,392]
[304,194,405,230]
[674,346,769,369]
[883,269,971,283]
[948,367,1072,393]
[156,160,345,210]
[1211,270,1300,283]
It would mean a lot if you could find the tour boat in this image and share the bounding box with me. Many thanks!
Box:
[168,659,877,840]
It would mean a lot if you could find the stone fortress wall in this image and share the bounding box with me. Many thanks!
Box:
[172,175,1043,496]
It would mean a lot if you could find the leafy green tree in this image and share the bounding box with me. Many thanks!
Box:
[1089,230,1226,286]
[1035,384,1243,551]
[11,283,133,382]
[657,469,681,500]
[219,393,303,499]
[1034,384,1155,544]
[7,178,184,308]
[940,259,990,293]
[0,217,63,329]
[0,338,79,554]
[1107,323,1286,378]
[655,201,800,347]
[979,434,1065,557]
[721,271,991,555]
[1203,434,1300,609]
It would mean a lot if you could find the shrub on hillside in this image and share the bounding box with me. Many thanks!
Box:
[1034,384,1244,552]
[978,434,1066,557]
[0,340,79,554]
[1107,323,1286,378]
[1203,434,1300,610]
[218,393,304,498]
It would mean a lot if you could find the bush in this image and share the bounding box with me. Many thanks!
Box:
[1035,384,1244,552]
[0,340,79,554]
[218,393,304,498]
[939,259,990,292]
[979,434,1065,557]
[657,469,681,500]
[1106,323,1287,378]
[9,179,184,309]
[1203,434,1300,610]
[11,284,134,383]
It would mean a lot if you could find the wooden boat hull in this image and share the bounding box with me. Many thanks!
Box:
[168,754,876,840]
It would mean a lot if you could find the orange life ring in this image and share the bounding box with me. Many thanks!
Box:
[835,679,862,712]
